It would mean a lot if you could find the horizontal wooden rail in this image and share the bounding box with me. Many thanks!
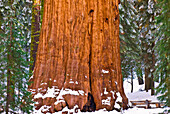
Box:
[130,100,165,109]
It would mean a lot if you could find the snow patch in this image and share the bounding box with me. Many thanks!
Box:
[115,81,117,85]
[114,92,122,108]
[102,69,109,73]
[62,88,79,96]
[110,90,115,99]
[78,90,84,96]
[69,81,74,84]
[30,75,33,79]
[35,105,51,113]
[102,97,111,106]
[34,86,59,99]
[54,88,86,105]
[43,87,56,98]
[29,89,36,94]
[40,83,47,85]
[104,88,108,95]
[116,93,122,102]
[124,79,161,102]
[34,93,43,99]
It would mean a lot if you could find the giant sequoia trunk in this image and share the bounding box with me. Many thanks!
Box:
[29,0,128,113]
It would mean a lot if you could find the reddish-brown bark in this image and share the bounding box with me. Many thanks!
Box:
[29,0,128,113]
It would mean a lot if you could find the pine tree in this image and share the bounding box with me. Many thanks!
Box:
[119,0,143,92]
[155,0,170,107]
[0,0,33,113]
[120,0,158,95]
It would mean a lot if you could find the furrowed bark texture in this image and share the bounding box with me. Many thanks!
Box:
[29,0,128,113]
[30,0,41,71]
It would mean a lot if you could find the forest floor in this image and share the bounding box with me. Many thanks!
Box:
[33,78,170,114]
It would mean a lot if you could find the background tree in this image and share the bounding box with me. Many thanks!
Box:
[154,0,170,107]
[29,0,128,113]
[119,0,141,93]
[0,0,33,113]
[119,0,157,95]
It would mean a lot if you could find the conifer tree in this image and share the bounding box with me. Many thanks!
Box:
[0,0,33,113]
[155,0,170,107]
[120,0,158,95]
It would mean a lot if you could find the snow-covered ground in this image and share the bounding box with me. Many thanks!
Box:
[1,77,169,114]
[124,79,160,102]
[33,78,169,114]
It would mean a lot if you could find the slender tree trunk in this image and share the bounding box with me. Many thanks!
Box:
[144,67,150,92]
[29,0,128,113]
[151,42,155,95]
[143,40,151,92]
[6,21,13,114]
[30,0,41,71]
[137,67,144,85]
[131,68,133,93]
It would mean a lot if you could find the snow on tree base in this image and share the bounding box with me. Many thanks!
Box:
[30,86,123,113]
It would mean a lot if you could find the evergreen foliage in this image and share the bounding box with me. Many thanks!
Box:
[119,0,158,92]
[154,0,170,107]
[119,0,140,80]
[119,0,169,106]
[0,0,33,113]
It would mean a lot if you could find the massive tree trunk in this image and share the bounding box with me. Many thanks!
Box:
[29,0,128,113]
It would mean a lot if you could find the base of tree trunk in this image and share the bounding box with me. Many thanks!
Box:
[29,83,128,113]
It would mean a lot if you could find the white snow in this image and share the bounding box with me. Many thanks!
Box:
[54,88,86,105]
[124,79,161,102]
[61,88,85,96]
[43,87,56,98]
[115,92,122,108]
[34,86,59,99]
[40,83,47,85]
[34,93,43,99]
[30,75,33,79]
[103,88,108,94]
[75,81,78,84]
[69,81,74,84]
[62,88,79,96]
[78,90,85,96]
[54,88,65,105]
[102,69,109,73]
[34,105,51,113]
[102,97,111,106]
